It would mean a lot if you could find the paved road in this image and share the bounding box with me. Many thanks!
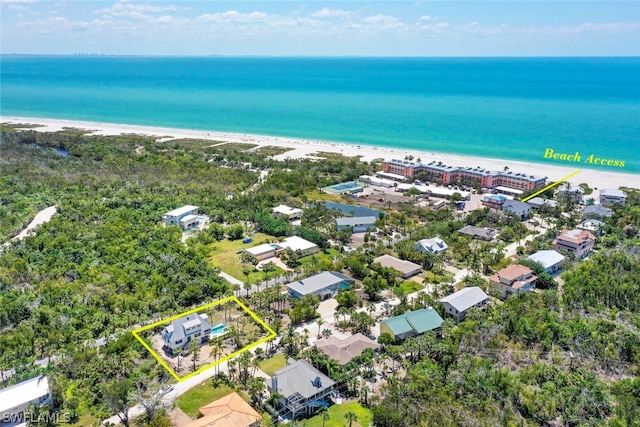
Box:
[503,218,549,258]
[218,271,244,286]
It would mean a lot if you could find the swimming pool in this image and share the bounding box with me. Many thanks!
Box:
[210,323,228,338]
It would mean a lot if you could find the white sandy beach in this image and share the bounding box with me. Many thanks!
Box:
[2,116,637,190]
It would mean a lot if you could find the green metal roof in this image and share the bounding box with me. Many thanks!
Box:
[406,309,443,333]
[382,316,414,335]
[382,308,443,336]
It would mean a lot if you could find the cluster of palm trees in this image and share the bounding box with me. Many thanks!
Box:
[286,406,358,427]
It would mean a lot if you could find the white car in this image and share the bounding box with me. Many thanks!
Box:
[161,384,175,395]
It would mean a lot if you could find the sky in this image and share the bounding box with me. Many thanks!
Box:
[1,1,639,56]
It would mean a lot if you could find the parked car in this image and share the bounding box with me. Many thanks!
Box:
[161,384,175,394]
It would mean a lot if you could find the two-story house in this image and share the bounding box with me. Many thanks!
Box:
[162,313,212,355]
[553,229,596,260]
[439,286,490,321]
[489,265,537,298]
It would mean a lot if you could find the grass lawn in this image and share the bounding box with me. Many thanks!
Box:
[303,402,372,427]
[305,190,343,203]
[299,249,340,269]
[59,414,101,427]
[176,383,237,418]
[423,270,454,285]
[258,353,288,376]
[209,233,278,280]
[397,280,424,294]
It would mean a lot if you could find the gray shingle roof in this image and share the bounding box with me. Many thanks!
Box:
[315,333,380,365]
[415,237,448,253]
[287,271,354,296]
[335,216,377,227]
[163,313,211,345]
[372,255,421,275]
[439,287,489,312]
[527,250,565,269]
[581,205,612,218]
[600,189,626,197]
[458,225,494,239]
[503,200,530,214]
[270,359,335,399]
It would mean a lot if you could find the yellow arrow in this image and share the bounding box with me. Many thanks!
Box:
[521,169,581,202]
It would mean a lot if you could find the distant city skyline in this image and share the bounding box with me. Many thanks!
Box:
[1,1,639,56]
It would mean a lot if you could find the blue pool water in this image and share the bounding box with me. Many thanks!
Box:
[210,323,228,338]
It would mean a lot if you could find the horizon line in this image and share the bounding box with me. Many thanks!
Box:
[2,53,640,59]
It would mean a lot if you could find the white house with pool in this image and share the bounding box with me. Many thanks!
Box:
[287,271,355,299]
[162,205,209,231]
[162,313,212,355]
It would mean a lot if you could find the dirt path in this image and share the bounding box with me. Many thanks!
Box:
[2,205,57,248]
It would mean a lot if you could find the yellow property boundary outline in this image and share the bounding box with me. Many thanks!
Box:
[521,169,581,202]
[132,296,276,382]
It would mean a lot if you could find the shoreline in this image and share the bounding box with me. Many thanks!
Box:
[2,115,638,190]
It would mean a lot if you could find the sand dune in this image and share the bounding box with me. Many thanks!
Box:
[2,116,637,190]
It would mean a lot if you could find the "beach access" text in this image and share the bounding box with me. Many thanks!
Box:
[543,148,625,168]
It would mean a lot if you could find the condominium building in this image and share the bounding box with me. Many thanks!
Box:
[381,160,546,191]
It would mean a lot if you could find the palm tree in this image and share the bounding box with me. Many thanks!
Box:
[188,339,200,372]
[210,338,224,376]
[246,376,266,406]
[318,406,330,427]
[360,382,371,406]
[367,302,376,318]
[316,318,326,338]
[345,410,358,427]
[250,354,261,377]
[322,328,332,340]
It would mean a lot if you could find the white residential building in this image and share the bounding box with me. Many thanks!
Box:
[243,237,318,261]
[244,243,278,261]
[527,250,566,275]
[0,376,52,421]
[599,189,627,207]
[163,205,209,230]
[273,205,304,221]
[278,236,319,257]
[335,216,377,233]
[287,271,355,299]
[439,287,490,321]
[162,313,212,355]
[557,183,584,203]
[415,237,448,254]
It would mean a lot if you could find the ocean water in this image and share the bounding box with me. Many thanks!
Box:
[1,56,639,174]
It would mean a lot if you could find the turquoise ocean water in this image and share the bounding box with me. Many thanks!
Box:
[1,56,639,174]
